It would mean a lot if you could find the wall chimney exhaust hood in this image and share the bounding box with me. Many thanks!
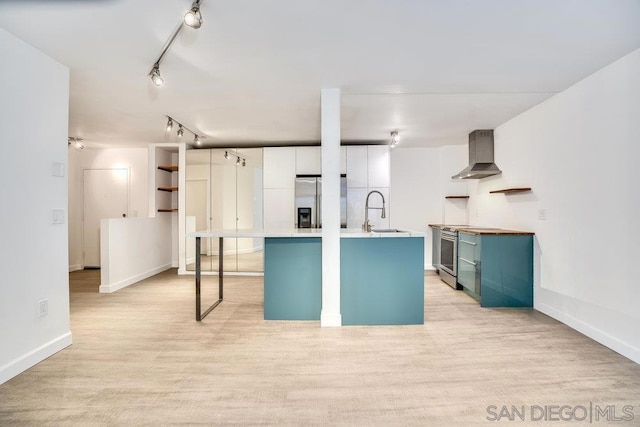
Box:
[452,130,502,179]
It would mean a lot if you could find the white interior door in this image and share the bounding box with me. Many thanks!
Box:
[83,169,129,268]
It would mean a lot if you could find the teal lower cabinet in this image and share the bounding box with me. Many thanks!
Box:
[457,232,533,308]
[340,237,425,325]
[264,237,322,320]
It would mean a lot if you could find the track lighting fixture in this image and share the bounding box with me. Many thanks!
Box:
[184,1,203,29]
[68,137,85,150]
[163,116,202,145]
[390,131,400,147]
[223,150,246,166]
[149,1,205,87]
[150,64,164,87]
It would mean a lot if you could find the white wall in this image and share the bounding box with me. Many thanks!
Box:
[467,48,640,363]
[440,145,470,225]
[99,216,173,293]
[0,27,72,385]
[390,147,442,269]
[68,147,149,270]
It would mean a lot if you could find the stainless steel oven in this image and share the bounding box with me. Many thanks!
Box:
[439,227,458,289]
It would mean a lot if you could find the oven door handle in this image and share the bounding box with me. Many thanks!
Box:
[460,240,476,246]
[459,257,476,266]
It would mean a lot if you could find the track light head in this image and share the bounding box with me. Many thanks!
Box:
[177,124,184,138]
[242,158,246,167]
[224,151,229,160]
[68,137,85,150]
[390,130,400,147]
[151,65,164,86]
[194,135,201,146]
[166,117,173,132]
[236,156,241,166]
[184,2,203,29]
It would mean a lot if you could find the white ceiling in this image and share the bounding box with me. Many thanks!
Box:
[1,0,639,148]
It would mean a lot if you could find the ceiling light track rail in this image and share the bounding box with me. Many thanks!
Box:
[166,116,202,146]
[149,0,205,87]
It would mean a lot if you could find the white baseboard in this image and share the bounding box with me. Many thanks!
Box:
[99,263,172,293]
[321,311,342,327]
[0,331,72,386]
[537,302,640,364]
[68,264,83,272]
[425,264,436,271]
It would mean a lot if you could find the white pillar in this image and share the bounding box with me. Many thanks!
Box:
[320,88,342,327]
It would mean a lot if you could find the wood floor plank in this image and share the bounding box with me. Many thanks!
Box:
[1,269,639,425]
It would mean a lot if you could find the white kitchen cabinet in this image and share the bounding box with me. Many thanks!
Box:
[367,146,390,188]
[346,146,367,188]
[346,187,366,229]
[295,146,321,175]
[263,188,295,229]
[263,147,295,189]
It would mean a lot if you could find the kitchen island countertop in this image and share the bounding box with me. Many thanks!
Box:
[189,228,425,239]
[428,224,534,235]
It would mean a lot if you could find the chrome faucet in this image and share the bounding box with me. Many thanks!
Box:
[362,190,386,232]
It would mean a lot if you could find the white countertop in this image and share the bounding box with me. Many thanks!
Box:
[188,228,425,238]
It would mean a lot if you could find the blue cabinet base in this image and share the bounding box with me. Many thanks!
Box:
[340,237,424,325]
[264,238,322,320]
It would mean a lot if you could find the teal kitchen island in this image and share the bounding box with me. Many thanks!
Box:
[189,229,425,325]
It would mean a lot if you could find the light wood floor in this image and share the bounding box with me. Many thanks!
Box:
[1,270,639,425]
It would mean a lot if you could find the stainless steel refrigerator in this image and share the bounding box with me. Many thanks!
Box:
[295,175,347,228]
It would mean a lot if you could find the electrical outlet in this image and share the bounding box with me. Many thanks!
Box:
[538,209,547,220]
[38,299,48,317]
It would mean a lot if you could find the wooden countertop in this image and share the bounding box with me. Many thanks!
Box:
[428,224,534,235]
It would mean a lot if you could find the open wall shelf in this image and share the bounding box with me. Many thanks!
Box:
[445,195,469,199]
[157,164,178,212]
[490,187,532,194]
[158,165,178,173]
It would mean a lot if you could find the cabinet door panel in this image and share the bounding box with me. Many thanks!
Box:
[295,146,321,175]
[264,147,295,188]
[263,188,294,229]
[367,146,390,187]
[346,146,367,188]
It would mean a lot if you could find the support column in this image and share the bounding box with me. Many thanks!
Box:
[320,88,342,327]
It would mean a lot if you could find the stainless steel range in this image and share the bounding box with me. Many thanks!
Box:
[439,226,459,289]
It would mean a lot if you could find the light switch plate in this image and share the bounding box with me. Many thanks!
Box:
[538,209,547,220]
[52,162,64,177]
[52,209,65,224]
